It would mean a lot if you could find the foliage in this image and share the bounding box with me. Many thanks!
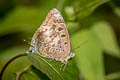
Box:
[0,0,120,80]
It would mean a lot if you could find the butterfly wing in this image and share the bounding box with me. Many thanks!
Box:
[30,8,70,62]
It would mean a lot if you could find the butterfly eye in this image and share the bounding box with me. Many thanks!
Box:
[29,49,32,53]
[29,46,36,53]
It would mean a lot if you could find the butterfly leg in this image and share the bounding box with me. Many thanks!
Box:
[60,60,67,71]
[49,58,54,62]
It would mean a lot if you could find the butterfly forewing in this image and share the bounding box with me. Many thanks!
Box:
[30,8,71,62]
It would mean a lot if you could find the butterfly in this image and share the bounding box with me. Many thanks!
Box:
[29,8,75,69]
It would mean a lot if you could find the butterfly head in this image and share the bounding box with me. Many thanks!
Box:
[29,46,35,53]
[29,40,37,53]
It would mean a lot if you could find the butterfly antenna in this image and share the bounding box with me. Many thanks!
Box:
[73,40,88,51]
[23,39,33,47]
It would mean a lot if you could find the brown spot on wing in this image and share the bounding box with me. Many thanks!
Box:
[58,27,63,31]
[61,34,66,37]
[42,8,61,26]
[60,46,62,48]
[51,24,56,30]
[49,32,57,38]
[64,42,67,45]
[52,44,55,47]
[57,40,61,44]
[53,19,64,23]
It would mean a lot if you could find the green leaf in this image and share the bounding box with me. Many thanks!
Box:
[73,0,109,19]
[0,46,30,80]
[18,66,50,80]
[66,22,80,35]
[0,0,58,36]
[27,53,80,80]
[64,6,76,21]
[92,21,120,58]
[71,30,104,80]
[30,66,50,80]
[105,72,120,80]
[27,53,63,80]
[20,70,41,80]
[0,7,50,36]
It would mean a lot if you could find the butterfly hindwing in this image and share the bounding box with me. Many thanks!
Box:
[30,8,71,62]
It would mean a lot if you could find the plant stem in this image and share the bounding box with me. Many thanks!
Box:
[0,53,27,80]
[16,67,29,80]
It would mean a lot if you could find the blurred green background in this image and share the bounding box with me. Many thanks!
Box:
[0,0,120,80]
